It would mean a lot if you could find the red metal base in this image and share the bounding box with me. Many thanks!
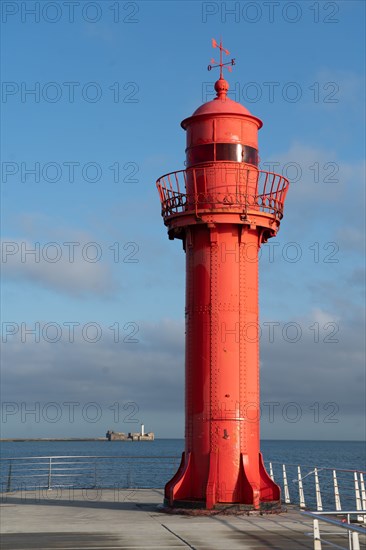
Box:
[165,451,280,510]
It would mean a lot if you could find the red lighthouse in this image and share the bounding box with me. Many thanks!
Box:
[157,41,289,510]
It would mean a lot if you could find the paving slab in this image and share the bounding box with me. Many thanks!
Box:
[1,489,364,549]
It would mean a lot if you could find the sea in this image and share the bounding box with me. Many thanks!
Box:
[1,439,365,510]
[1,439,365,469]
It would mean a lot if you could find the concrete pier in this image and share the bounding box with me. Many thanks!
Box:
[2,488,363,549]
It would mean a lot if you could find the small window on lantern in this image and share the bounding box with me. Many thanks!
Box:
[242,146,258,166]
[216,143,242,162]
[186,144,215,166]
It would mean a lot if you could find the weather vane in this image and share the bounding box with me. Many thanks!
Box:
[207,38,235,79]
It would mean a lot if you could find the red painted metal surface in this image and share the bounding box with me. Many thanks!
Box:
[157,44,289,510]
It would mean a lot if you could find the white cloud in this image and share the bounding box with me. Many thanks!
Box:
[335,227,366,252]
[1,238,118,297]
[266,142,364,201]
[310,307,340,325]
[314,69,365,112]
[1,311,364,439]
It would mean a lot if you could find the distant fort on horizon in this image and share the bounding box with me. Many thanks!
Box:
[106,424,154,442]
[1,424,154,442]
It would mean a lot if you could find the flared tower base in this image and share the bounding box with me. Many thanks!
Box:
[164,451,281,511]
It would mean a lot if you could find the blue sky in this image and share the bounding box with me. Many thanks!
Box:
[1,0,365,440]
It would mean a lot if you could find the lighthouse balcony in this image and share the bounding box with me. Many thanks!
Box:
[156,163,289,225]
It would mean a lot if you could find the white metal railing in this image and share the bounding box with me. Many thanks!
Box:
[267,461,366,517]
[301,510,366,550]
[1,455,365,519]
[0,455,181,492]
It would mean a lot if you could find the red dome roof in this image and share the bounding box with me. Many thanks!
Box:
[181,78,263,129]
[192,96,253,117]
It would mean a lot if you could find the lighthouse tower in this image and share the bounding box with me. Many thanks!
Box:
[157,41,289,510]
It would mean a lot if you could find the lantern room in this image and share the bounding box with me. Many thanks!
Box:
[182,77,262,169]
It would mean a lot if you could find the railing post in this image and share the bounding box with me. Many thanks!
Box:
[192,168,198,219]
[269,462,274,482]
[333,470,341,511]
[354,472,362,522]
[359,473,366,524]
[7,462,12,493]
[351,532,360,550]
[298,466,306,509]
[282,464,290,504]
[313,519,322,550]
[242,168,249,219]
[48,457,52,490]
[127,467,131,489]
[314,468,323,512]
